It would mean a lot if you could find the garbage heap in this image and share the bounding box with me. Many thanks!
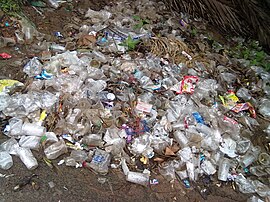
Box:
[0,0,270,200]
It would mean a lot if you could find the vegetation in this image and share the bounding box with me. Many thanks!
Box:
[229,40,270,71]
[133,16,149,30]
[0,0,24,13]
[119,35,140,51]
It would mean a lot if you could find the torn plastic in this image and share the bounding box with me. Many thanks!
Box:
[70,150,88,162]
[103,127,126,155]
[85,9,112,23]
[23,57,43,77]
[235,174,256,194]
[0,79,24,94]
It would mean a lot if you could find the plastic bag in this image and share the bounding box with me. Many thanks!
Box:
[0,79,24,94]
[87,149,111,175]
[23,57,43,77]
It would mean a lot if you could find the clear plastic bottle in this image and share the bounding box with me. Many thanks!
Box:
[44,140,67,160]
[16,147,38,170]
[0,151,13,170]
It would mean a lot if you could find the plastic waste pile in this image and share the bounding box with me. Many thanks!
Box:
[0,0,270,200]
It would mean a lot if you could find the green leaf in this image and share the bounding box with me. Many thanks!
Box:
[133,15,141,21]
[133,21,144,30]
[251,59,258,65]
[256,51,265,62]
[119,35,140,51]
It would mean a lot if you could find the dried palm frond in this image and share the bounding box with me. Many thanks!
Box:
[144,37,190,63]
[166,0,270,50]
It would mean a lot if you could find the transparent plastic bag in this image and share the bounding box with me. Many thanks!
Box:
[103,128,126,155]
[236,88,252,101]
[87,149,111,175]
[258,99,270,117]
[23,57,42,77]
[70,150,88,162]
[235,174,256,194]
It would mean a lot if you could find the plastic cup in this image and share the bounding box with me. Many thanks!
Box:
[16,147,38,170]
[241,146,261,167]
[258,153,270,166]
[174,131,188,148]
[22,123,45,136]
[0,151,13,170]
[126,171,149,186]
[218,158,231,181]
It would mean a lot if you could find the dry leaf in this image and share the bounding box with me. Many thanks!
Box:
[154,157,165,162]
[77,35,96,48]
[165,147,176,156]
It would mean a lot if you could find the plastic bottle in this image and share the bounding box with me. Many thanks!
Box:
[16,147,38,170]
[201,160,216,175]
[44,140,67,160]
[0,151,13,170]
[23,26,34,44]
[8,118,23,136]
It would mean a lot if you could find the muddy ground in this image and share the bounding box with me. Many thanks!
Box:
[0,0,260,201]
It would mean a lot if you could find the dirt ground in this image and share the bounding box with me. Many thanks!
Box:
[0,0,262,201]
[0,137,250,202]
